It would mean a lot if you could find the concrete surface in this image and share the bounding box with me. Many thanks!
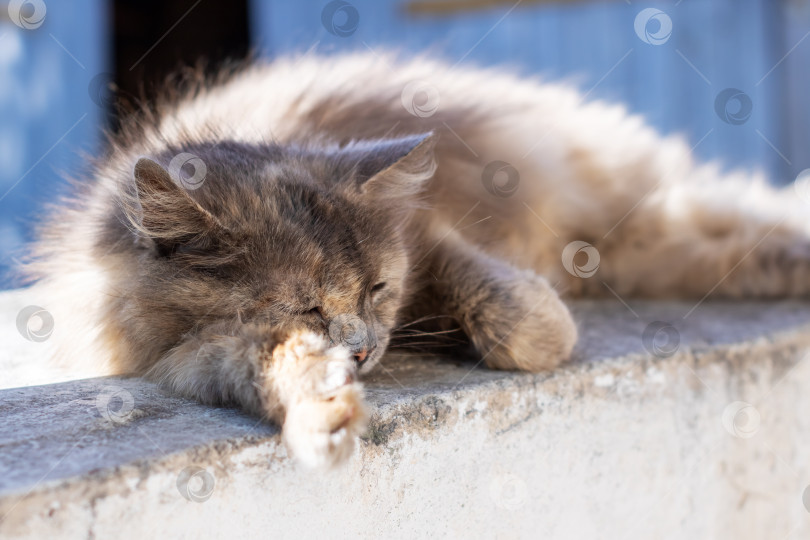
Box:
[2,289,810,539]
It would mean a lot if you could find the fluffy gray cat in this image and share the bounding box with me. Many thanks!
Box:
[23,53,809,467]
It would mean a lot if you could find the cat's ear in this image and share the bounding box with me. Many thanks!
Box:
[339,133,437,200]
[127,157,224,245]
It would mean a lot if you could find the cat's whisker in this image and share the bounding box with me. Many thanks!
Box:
[391,328,462,337]
[390,341,460,348]
[393,314,456,330]
[391,336,467,346]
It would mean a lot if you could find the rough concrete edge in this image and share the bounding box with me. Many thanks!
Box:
[1,323,809,521]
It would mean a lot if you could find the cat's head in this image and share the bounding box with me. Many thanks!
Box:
[118,133,436,373]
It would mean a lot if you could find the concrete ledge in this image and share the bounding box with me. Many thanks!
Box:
[2,295,810,539]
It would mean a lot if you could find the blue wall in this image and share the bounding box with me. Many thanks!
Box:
[0,0,108,285]
[2,0,809,286]
[252,0,805,183]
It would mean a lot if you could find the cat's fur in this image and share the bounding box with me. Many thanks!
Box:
[23,53,810,467]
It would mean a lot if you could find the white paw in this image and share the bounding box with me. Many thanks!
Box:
[274,331,369,468]
[283,382,367,468]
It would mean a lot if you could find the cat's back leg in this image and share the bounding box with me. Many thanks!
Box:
[449,95,810,300]
[583,171,810,299]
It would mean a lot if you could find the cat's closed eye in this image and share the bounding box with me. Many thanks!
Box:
[370,282,386,301]
[307,306,326,322]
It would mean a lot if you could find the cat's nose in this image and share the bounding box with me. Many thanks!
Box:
[353,346,376,365]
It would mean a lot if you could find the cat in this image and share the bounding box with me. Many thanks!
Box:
[21,52,809,468]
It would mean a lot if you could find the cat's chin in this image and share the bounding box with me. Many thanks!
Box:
[356,352,384,376]
[359,336,399,375]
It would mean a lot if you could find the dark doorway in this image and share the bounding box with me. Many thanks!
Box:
[111,0,250,126]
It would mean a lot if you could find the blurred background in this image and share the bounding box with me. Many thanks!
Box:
[1,0,809,287]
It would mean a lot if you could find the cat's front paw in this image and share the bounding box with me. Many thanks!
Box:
[273,331,368,468]
[465,271,577,372]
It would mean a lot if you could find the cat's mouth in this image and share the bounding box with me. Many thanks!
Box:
[327,315,383,373]
[350,341,388,375]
